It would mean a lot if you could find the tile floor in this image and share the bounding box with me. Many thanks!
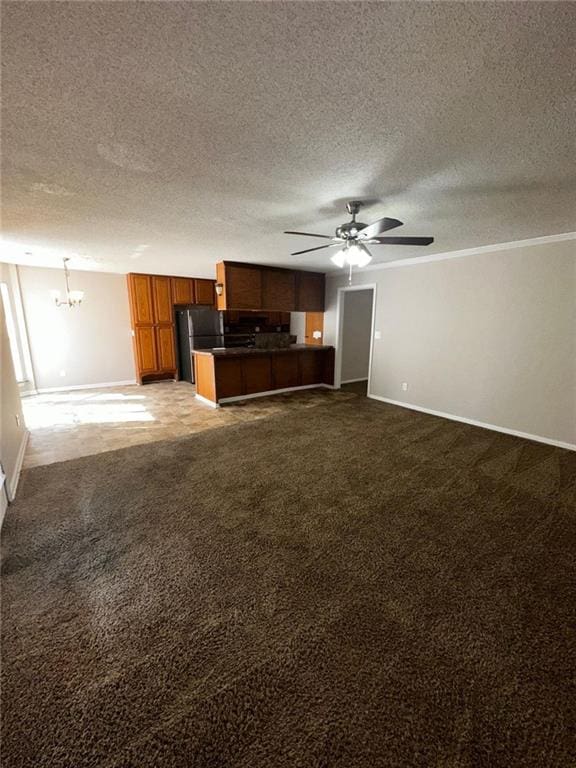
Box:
[22,382,357,468]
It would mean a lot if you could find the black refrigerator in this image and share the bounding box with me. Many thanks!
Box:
[176,307,224,384]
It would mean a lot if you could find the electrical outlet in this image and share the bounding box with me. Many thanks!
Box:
[401,382,408,391]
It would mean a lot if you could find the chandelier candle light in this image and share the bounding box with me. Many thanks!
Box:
[51,258,84,308]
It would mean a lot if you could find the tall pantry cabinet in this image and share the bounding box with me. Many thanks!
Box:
[127,274,177,383]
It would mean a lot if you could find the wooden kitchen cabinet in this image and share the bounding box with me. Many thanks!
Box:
[156,325,176,371]
[272,352,300,389]
[243,355,273,394]
[172,277,195,305]
[134,326,157,374]
[297,271,325,312]
[194,278,216,306]
[299,349,324,385]
[222,264,263,310]
[128,272,217,383]
[152,276,173,323]
[214,358,244,399]
[262,268,296,311]
[130,274,155,325]
[194,346,335,403]
[216,261,325,312]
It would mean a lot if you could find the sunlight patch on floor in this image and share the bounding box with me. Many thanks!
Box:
[23,393,155,429]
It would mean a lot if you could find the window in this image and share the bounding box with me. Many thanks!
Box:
[1,282,25,382]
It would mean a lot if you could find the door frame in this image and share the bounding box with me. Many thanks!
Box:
[334,283,377,394]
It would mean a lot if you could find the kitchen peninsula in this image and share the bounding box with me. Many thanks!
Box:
[194,345,335,405]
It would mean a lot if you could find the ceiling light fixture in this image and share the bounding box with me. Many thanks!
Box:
[330,241,372,282]
[51,258,84,308]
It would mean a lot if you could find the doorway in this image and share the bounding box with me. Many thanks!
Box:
[335,285,376,396]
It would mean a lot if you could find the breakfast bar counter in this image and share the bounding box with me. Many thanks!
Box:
[193,345,335,405]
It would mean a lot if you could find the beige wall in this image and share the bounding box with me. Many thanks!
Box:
[18,266,136,391]
[341,289,373,382]
[0,264,27,508]
[325,239,576,447]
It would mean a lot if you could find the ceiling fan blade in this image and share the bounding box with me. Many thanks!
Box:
[291,242,342,256]
[372,236,434,246]
[358,217,403,239]
[284,231,332,239]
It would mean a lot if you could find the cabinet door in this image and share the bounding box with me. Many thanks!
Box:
[195,279,216,306]
[172,277,195,305]
[129,274,154,325]
[272,353,299,390]
[215,358,243,399]
[226,265,262,309]
[135,326,157,374]
[156,325,176,372]
[299,350,323,385]
[297,272,325,312]
[243,356,272,395]
[262,269,296,311]
[152,276,173,323]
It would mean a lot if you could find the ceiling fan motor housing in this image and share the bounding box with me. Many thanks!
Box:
[336,220,367,240]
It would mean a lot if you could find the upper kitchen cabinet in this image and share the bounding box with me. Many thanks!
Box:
[297,271,325,312]
[262,268,296,311]
[152,276,173,324]
[172,277,195,305]
[216,262,263,310]
[128,274,155,325]
[194,278,216,306]
[216,261,325,312]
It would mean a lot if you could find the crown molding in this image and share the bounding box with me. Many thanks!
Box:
[327,231,576,276]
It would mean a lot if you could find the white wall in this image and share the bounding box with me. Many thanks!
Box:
[290,312,306,344]
[18,266,136,391]
[341,289,373,382]
[324,239,576,447]
[0,263,27,512]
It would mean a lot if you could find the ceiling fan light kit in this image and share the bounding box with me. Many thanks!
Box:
[284,200,434,282]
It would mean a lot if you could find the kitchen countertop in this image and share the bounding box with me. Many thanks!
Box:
[193,344,334,357]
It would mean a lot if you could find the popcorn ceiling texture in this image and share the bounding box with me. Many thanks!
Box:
[1,1,575,275]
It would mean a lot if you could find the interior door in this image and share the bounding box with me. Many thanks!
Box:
[305,312,324,345]
[152,276,174,323]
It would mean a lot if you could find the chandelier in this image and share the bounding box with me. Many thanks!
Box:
[51,258,84,308]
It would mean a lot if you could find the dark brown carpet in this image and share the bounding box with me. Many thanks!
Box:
[2,397,575,767]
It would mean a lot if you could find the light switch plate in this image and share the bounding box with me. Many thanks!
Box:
[374,330,381,340]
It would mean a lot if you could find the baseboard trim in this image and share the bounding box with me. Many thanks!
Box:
[195,393,219,408]
[367,395,576,452]
[0,475,7,529]
[36,380,137,394]
[218,383,332,405]
[7,429,30,501]
[341,378,369,385]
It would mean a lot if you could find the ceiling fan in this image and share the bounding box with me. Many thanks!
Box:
[284,201,434,280]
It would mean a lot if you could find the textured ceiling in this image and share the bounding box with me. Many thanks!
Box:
[1,1,575,277]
